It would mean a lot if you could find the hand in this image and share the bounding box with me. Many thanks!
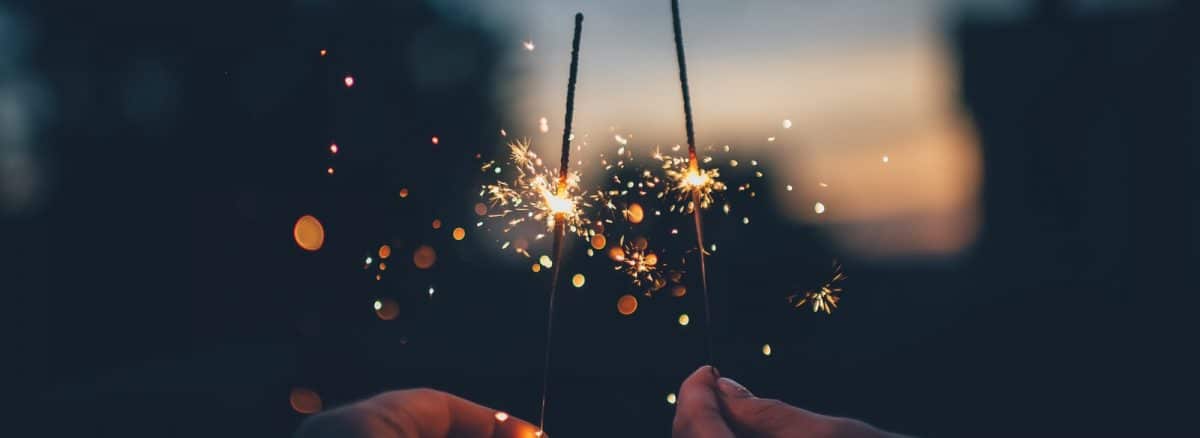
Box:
[672,366,901,438]
[295,388,542,438]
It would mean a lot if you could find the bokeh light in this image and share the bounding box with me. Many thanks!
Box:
[625,203,644,224]
[617,294,638,316]
[293,215,325,251]
[289,387,323,414]
[762,344,772,356]
[378,244,392,259]
[452,227,466,241]
[343,75,355,87]
[431,219,442,230]
[590,234,606,251]
[413,245,437,269]
[670,285,687,297]
[474,202,487,216]
[571,273,585,288]
[666,393,677,405]
[678,313,690,326]
[495,411,509,422]
[374,298,399,320]
[399,188,409,198]
[539,255,552,268]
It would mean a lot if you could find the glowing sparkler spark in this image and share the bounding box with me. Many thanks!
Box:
[479,140,612,244]
[649,147,726,214]
[609,236,674,294]
[788,262,847,314]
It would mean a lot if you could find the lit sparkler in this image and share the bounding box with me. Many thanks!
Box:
[536,13,585,435]
[670,0,717,364]
[788,261,847,314]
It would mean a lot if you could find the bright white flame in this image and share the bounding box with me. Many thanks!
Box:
[543,189,576,215]
[684,171,709,188]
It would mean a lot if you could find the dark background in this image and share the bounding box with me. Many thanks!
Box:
[7,0,1198,436]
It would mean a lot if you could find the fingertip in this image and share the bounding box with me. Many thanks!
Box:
[490,412,541,438]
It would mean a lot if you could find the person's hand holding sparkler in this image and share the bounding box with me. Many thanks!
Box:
[672,366,903,438]
[295,389,541,438]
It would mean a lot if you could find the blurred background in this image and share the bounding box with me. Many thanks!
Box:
[6,0,1197,436]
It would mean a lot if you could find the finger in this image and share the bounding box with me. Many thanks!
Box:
[715,377,892,438]
[672,365,735,438]
[296,388,541,438]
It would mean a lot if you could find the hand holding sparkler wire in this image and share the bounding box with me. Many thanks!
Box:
[673,366,905,438]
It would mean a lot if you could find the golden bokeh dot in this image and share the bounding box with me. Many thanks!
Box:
[293,215,325,251]
[643,252,658,266]
[670,285,687,297]
[431,219,442,230]
[762,344,773,356]
[399,188,409,198]
[452,227,466,241]
[378,262,387,271]
[590,234,607,251]
[474,202,488,216]
[289,387,323,414]
[413,245,437,269]
[667,393,677,405]
[617,294,638,316]
[378,244,392,259]
[374,298,399,320]
[607,246,625,262]
[626,203,645,224]
[571,273,585,288]
[678,313,690,326]
[531,263,542,273]
[539,255,553,268]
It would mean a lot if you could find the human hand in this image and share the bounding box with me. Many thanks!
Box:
[672,366,902,438]
[294,388,542,438]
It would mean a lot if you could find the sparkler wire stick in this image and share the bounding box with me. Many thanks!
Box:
[539,12,583,433]
[670,0,715,365]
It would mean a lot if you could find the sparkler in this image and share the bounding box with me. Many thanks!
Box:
[537,12,584,435]
[788,261,847,314]
[670,0,717,364]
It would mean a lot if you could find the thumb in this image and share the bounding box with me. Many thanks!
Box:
[672,366,735,438]
[715,377,891,438]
